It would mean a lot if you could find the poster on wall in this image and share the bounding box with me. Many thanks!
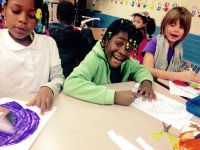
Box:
[90,0,200,18]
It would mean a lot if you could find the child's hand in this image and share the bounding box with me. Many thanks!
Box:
[138,80,156,101]
[178,71,200,84]
[26,87,54,115]
[114,91,140,106]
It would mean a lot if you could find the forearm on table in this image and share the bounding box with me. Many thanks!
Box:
[148,68,179,81]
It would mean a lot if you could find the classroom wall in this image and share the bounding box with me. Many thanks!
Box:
[86,0,200,65]
[86,0,200,34]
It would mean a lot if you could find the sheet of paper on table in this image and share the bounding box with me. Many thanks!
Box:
[0,98,57,150]
[131,92,193,130]
[169,81,199,99]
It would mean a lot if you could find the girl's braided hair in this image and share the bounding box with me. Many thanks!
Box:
[102,18,143,50]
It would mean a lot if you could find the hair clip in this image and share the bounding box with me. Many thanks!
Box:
[125,42,130,50]
[35,8,42,20]
[121,19,124,24]
[126,42,133,53]
[133,40,137,47]
[30,32,34,41]
[108,31,112,39]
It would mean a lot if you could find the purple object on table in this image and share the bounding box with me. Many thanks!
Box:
[0,101,40,147]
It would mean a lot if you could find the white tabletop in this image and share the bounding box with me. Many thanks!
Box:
[10,82,200,150]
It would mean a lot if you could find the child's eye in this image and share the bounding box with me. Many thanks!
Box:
[179,26,184,29]
[29,15,36,19]
[116,42,122,47]
[12,10,20,14]
[29,11,37,19]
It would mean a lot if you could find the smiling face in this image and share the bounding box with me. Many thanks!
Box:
[104,31,132,68]
[165,19,184,47]
[2,0,37,40]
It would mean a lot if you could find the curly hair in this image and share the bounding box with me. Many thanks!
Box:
[102,18,143,50]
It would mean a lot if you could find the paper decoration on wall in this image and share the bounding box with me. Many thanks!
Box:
[182,2,190,10]
[163,2,170,12]
[149,0,156,10]
[131,0,136,7]
[136,0,142,8]
[157,2,162,11]
[91,0,200,18]
[172,2,178,8]
[191,6,198,17]
[142,0,148,8]
[125,0,129,5]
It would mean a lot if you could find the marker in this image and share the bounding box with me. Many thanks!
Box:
[185,60,193,71]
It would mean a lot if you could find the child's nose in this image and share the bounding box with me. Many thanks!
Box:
[174,25,181,32]
[18,13,28,24]
[118,46,127,55]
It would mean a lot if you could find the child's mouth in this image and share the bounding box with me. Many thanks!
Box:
[113,55,125,62]
[15,27,27,34]
[170,34,179,38]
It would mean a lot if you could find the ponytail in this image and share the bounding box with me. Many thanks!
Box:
[41,1,49,35]
[146,17,156,39]
[36,1,50,35]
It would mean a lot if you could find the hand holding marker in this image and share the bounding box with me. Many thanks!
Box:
[185,61,200,88]
[185,60,193,71]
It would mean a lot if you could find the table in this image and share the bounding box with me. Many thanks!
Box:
[156,78,170,89]
[91,27,106,40]
[10,82,200,150]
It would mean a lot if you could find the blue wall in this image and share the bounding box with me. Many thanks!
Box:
[89,13,200,66]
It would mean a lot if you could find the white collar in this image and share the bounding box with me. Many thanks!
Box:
[4,29,42,51]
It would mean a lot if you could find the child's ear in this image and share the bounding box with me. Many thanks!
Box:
[101,38,108,47]
[142,23,147,28]
[1,6,6,17]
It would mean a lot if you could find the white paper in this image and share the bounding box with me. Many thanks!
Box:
[0,98,57,150]
[107,130,140,150]
[131,92,193,130]
[169,81,199,99]
[136,137,154,150]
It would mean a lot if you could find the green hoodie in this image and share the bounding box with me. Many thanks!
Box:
[63,41,153,105]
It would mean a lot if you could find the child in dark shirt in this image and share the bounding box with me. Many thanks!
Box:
[42,1,95,78]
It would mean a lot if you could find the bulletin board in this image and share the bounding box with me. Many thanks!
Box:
[86,0,200,35]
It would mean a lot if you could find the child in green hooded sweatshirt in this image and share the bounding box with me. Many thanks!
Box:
[63,18,156,106]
